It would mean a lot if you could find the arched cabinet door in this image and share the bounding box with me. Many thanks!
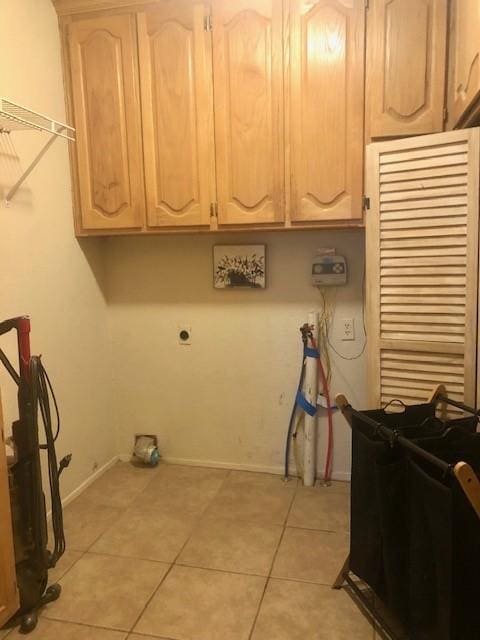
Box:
[287,0,365,223]
[68,14,145,231]
[368,0,447,138]
[212,0,285,226]
[137,2,215,229]
[447,0,480,129]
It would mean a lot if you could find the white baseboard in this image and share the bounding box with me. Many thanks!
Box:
[47,455,120,519]
[119,453,351,483]
[47,453,350,523]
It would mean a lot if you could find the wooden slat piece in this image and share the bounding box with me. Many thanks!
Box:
[454,462,480,520]
[381,142,469,164]
[380,175,468,193]
[381,165,468,184]
[380,153,468,174]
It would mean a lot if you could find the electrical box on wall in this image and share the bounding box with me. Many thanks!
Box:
[312,249,347,287]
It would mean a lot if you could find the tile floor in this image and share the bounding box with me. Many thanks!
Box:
[1,462,382,640]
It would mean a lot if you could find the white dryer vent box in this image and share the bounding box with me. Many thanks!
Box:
[312,253,347,286]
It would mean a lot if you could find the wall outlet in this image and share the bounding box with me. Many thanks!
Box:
[340,317,355,341]
[178,326,191,345]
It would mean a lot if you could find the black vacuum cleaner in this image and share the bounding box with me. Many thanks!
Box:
[0,316,70,633]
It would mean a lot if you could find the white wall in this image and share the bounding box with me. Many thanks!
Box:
[0,0,115,497]
[106,229,366,481]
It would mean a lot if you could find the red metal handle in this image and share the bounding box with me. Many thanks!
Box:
[16,316,31,381]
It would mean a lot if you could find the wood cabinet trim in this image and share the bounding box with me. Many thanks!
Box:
[53,0,172,17]
[59,16,84,236]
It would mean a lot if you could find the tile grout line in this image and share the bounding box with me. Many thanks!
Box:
[127,468,233,635]
[43,465,173,634]
[65,463,214,557]
[28,466,352,638]
[126,631,176,639]
[173,562,269,580]
[127,561,176,635]
[38,613,131,634]
[24,547,90,626]
[84,549,174,565]
[284,522,350,534]
[4,464,228,638]
[171,467,233,564]
[170,468,234,568]
[246,476,300,640]
[64,477,150,556]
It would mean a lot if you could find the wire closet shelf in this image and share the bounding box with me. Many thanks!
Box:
[0,98,75,141]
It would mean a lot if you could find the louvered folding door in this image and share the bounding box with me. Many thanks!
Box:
[366,129,480,410]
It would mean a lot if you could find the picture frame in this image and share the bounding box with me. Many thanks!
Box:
[213,244,266,289]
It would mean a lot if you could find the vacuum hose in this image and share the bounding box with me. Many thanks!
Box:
[30,356,68,566]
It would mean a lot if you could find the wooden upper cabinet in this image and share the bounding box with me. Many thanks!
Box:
[211,0,285,226]
[0,391,19,628]
[447,0,480,129]
[57,0,369,232]
[367,0,447,139]
[287,0,365,223]
[68,14,145,231]
[137,2,215,228]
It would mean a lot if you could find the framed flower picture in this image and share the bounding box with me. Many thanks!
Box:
[213,245,266,289]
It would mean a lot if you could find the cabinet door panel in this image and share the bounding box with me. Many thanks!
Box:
[138,2,215,228]
[0,390,19,628]
[447,0,480,128]
[212,0,285,225]
[368,0,447,138]
[69,14,145,230]
[288,0,365,223]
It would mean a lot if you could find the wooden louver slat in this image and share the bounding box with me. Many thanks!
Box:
[366,129,480,409]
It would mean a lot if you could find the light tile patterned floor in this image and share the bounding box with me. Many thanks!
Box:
[1,462,381,640]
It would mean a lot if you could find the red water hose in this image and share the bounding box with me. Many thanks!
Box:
[311,336,334,483]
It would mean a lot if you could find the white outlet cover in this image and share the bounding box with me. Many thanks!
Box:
[340,317,355,341]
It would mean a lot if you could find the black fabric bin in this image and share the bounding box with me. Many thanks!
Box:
[349,404,480,640]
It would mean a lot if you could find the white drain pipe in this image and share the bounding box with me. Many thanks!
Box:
[303,310,319,487]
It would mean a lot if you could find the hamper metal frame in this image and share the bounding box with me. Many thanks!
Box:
[333,384,480,640]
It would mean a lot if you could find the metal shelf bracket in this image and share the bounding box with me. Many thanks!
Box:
[0,98,75,205]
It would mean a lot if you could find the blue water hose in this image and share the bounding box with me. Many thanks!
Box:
[284,352,307,480]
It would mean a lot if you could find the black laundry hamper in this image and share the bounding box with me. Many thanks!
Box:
[349,403,480,640]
